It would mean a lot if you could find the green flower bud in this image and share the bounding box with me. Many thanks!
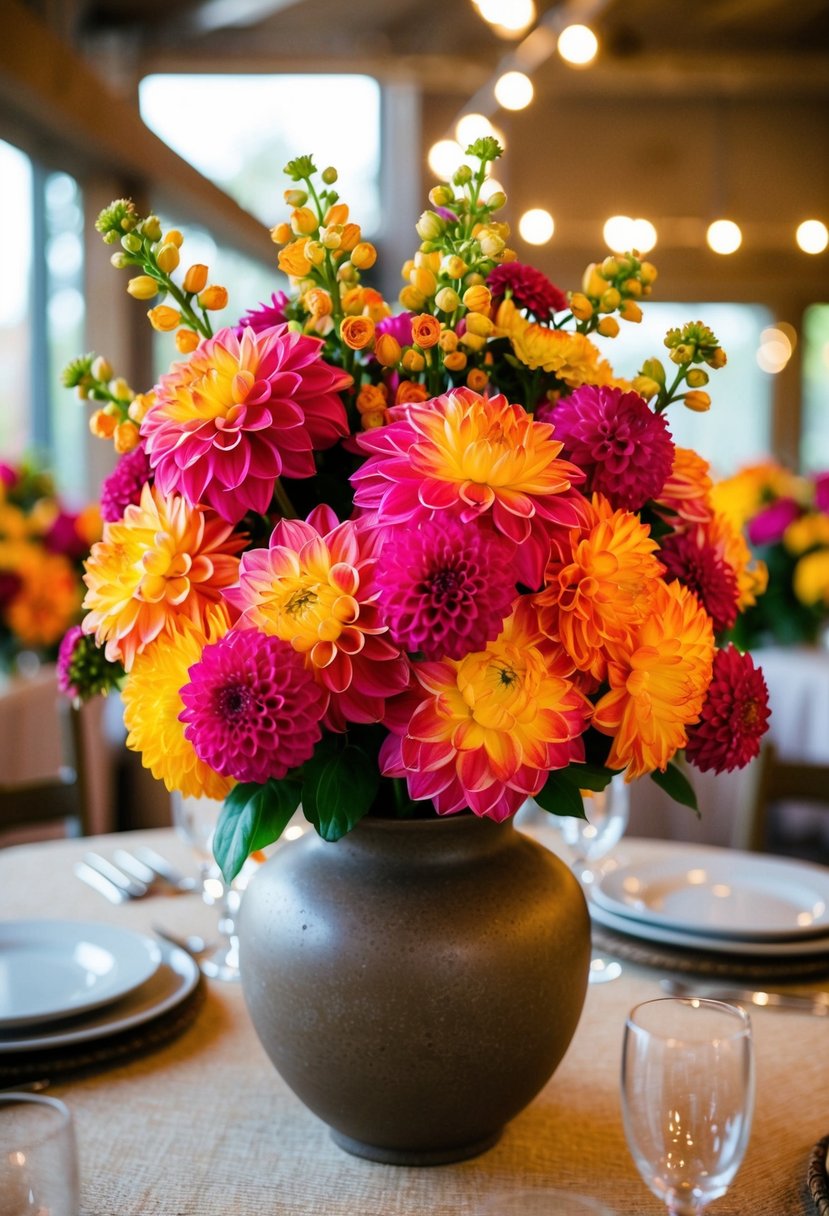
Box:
[686,368,710,388]
[415,210,447,242]
[321,166,338,185]
[453,165,473,187]
[140,216,162,242]
[121,233,142,254]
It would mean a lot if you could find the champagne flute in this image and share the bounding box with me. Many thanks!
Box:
[621,997,755,1216]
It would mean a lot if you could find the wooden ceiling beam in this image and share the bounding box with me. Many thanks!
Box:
[0,0,273,265]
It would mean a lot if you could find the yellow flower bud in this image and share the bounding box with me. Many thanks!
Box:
[428,184,455,208]
[569,293,594,322]
[465,312,493,338]
[91,356,112,382]
[304,240,326,266]
[278,238,312,278]
[109,377,132,402]
[375,334,402,366]
[399,285,427,311]
[351,242,377,270]
[175,328,200,354]
[597,316,620,338]
[284,188,308,207]
[324,203,349,227]
[623,278,643,298]
[441,254,467,279]
[463,273,486,288]
[462,285,492,314]
[147,305,181,332]
[400,259,415,281]
[290,206,318,236]
[271,222,293,245]
[114,420,141,454]
[127,275,159,300]
[198,285,229,311]
[339,223,362,253]
[477,229,504,258]
[619,299,643,323]
[582,263,607,298]
[304,287,333,318]
[141,216,162,242]
[415,211,446,242]
[320,226,342,250]
[336,261,358,284]
[460,331,486,353]
[410,267,437,299]
[110,252,129,269]
[686,368,710,388]
[183,264,208,294]
[128,392,154,423]
[599,287,621,313]
[497,247,518,263]
[89,409,117,439]
[639,261,658,286]
[156,242,180,274]
[163,229,184,248]
[322,166,338,185]
[466,368,490,391]
[794,551,829,608]
[401,349,425,373]
[438,329,459,353]
[414,251,441,273]
[340,315,375,351]
[705,347,727,369]
[683,390,712,413]
[434,287,461,313]
[443,350,467,372]
[601,256,620,278]
[632,375,661,401]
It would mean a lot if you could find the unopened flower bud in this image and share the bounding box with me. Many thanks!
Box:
[114,420,140,454]
[415,211,446,242]
[601,256,620,278]
[640,357,666,387]
[89,409,117,439]
[325,203,349,227]
[453,165,473,186]
[400,259,415,281]
[669,342,696,365]
[291,206,318,236]
[351,242,377,270]
[639,261,658,286]
[414,250,441,273]
[477,230,504,258]
[400,349,425,374]
[320,226,342,250]
[121,233,142,254]
[623,277,643,298]
[462,285,492,313]
[399,285,427,311]
[284,188,308,207]
[128,392,153,423]
[597,316,620,338]
[183,264,208,294]
[410,267,437,298]
[321,166,338,185]
[686,368,710,388]
[304,240,326,266]
[163,229,184,248]
[336,261,358,283]
[110,252,129,269]
[198,285,228,311]
[568,292,594,322]
[271,222,293,245]
[434,286,461,313]
[438,329,459,353]
[599,287,621,313]
[619,299,643,323]
[460,331,486,353]
[156,242,180,274]
[465,312,493,338]
[441,254,467,279]
[705,347,727,369]
[339,223,361,253]
[443,350,468,372]
[140,216,162,242]
[91,356,112,382]
[147,305,181,332]
[467,368,490,391]
[683,390,711,413]
[428,184,455,207]
[374,334,402,366]
[175,328,200,354]
[632,375,661,401]
[486,190,507,212]
[109,377,132,402]
[582,263,606,298]
[127,275,159,300]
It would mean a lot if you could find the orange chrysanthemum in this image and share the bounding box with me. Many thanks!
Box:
[5,548,81,648]
[495,298,616,388]
[591,579,715,779]
[656,446,714,526]
[535,494,665,682]
[82,483,245,671]
[705,511,767,611]
[122,607,235,799]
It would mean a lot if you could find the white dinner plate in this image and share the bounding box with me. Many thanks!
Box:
[589,898,829,958]
[592,850,829,941]
[0,939,199,1053]
[0,920,162,1029]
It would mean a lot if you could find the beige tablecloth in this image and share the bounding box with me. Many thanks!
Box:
[1,829,827,1215]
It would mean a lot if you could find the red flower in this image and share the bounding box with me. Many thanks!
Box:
[487,262,567,319]
[685,645,770,773]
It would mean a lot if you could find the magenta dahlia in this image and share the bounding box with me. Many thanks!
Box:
[141,325,350,525]
[685,644,770,773]
[658,526,740,634]
[236,291,290,335]
[550,385,675,511]
[179,628,326,783]
[487,261,567,318]
[100,445,152,522]
[376,516,517,660]
[747,498,800,546]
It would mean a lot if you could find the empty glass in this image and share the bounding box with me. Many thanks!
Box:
[621,997,755,1215]
[0,1092,80,1216]
[478,1188,615,1214]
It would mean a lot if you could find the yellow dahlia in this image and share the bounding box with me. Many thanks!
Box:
[82,483,245,671]
[122,607,234,799]
[592,579,715,779]
[495,298,615,388]
[535,494,665,682]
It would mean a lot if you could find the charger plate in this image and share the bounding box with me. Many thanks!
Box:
[808,1134,829,1216]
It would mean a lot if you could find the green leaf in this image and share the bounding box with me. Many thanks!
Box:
[534,771,587,819]
[650,763,699,815]
[302,741,379,841]
[213,779,302,883]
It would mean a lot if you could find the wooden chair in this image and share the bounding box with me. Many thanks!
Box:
[735,743,829,857]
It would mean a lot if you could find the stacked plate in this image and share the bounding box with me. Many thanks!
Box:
[589,848,829,959]
[0,920,200,1055]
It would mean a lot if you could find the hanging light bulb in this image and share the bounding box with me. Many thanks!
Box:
[706,219,742,254]
[474,0,536,37]
[518,208,554,245]
[494,71,534,111]
[557,24,599,66]
[796,220,828,254]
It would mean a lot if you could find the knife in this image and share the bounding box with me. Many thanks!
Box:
[661,978,829,1016]
[74,860,128,905]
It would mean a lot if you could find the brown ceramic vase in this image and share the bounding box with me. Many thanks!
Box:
[238,811,591,1165]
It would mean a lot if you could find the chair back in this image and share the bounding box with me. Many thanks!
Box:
[736,743,829,854]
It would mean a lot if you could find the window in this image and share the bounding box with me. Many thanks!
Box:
[802,305,829,473]
[0,140,33,460]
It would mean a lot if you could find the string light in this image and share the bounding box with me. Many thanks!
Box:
[494,71,534,111]
[428,139,465,179]
[796,220,828,255]
[756,326,793,374]
[602,216,656,253]
[706,219,742,255]
[518,208,554,245]
[557,24,599,67]
[473,0,535,37]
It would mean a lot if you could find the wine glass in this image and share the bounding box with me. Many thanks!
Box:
[621,997,755,1216]
[0,1092,80,1216]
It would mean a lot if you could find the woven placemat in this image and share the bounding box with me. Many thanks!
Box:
[808,1135,829,1216]
[591,924,829,982]
[0,976,206,1087]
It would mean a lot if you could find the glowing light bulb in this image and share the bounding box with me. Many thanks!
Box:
[796,219,828,254]
[494,70,534,111]
[455,113,497,147]
[603,215,636,252]
[706,219,742,254]
[756,326,793,373]
[475,0,536,35]
[518,208,554,245]
[557,24,598,66]
[428,139,464,179]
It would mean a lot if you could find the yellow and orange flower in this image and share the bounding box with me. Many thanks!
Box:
[495,298,616,388]
[5,549,81,649]
[656,446,714,526]
[81,483,245,671]
[592,579,715,779]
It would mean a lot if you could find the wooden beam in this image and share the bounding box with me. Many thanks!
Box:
[0,0,273,265]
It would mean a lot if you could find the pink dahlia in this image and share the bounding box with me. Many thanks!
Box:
[224,504,410,731]
[685,644,770,773]
[487,261,568,318]
[747,498,800,546]
[658,526,740,634]
[376,516,517,660]
[815,471,829,513]
[179,628,325,783]
[236,291,290,335]
[549,385,675,511]
[100,445,152,522]
[141,325,351,524]
[352,387,588,588]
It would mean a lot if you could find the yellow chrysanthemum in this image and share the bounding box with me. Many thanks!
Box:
[5,548,81,648]
[592,579,715,779]
[495,298,616,388]
[82,483,245,671]
[122,607,235,799]
[793,549,829,608]
[535,494,665,682]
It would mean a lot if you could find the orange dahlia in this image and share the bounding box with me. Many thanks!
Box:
[591,579,715,779]
[655,446,714,526]
[81,483,245,670]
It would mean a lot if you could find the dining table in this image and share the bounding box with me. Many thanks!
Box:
[1,825,828,1215]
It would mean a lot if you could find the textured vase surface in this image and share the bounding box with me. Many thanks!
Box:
[239,812,591,1165]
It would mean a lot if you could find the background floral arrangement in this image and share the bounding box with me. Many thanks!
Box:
[60,139,770,879]
[0,459,98,673]
[713,461,829,648]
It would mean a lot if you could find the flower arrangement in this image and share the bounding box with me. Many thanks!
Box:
[61,139,770,880]
[0,459,99,673]
[713,461,829,648]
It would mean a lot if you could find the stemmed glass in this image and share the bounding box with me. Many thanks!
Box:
[621,997,755,1216]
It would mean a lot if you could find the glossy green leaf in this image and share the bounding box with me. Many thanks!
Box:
[213,779,302,883]
[302,743,379,841]
[650,762,699,815]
